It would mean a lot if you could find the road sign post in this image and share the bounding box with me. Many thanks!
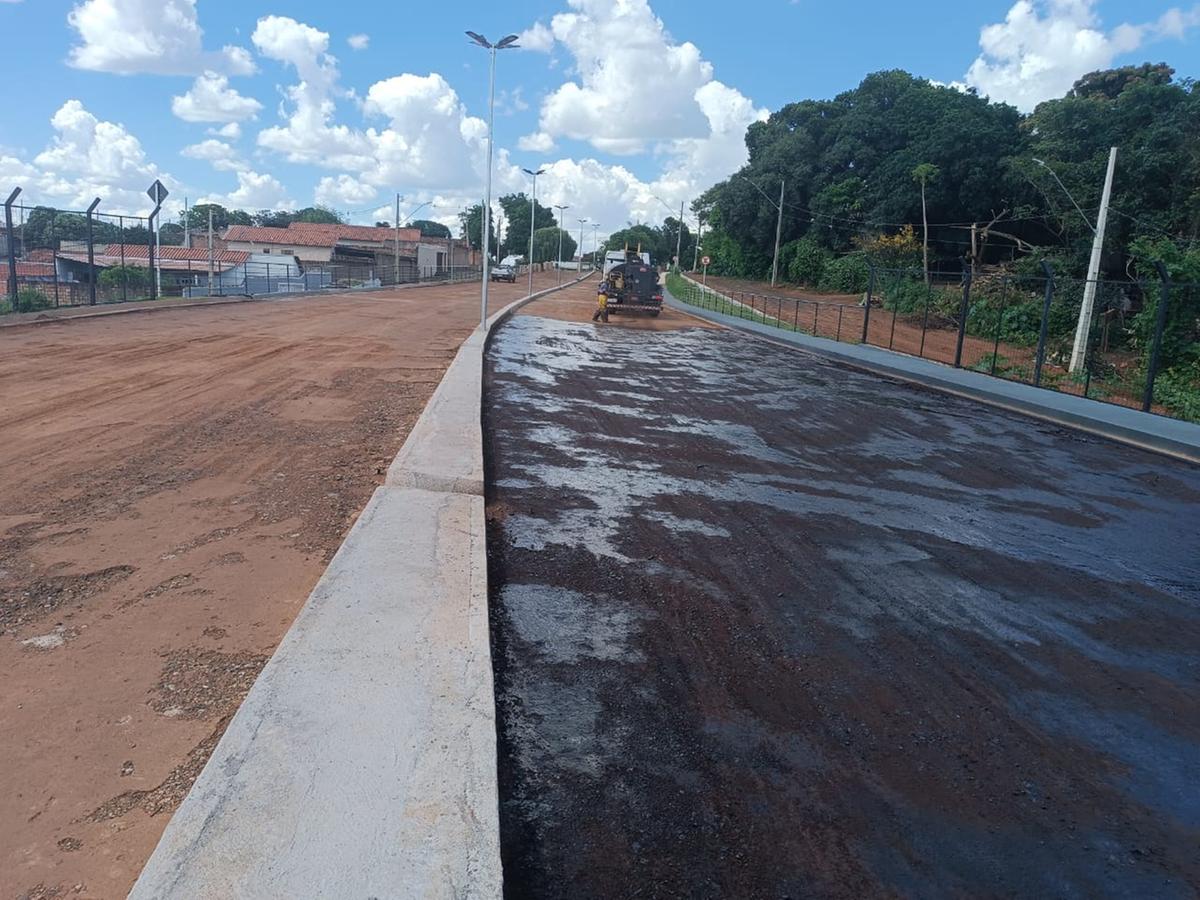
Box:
[701,255,710,286]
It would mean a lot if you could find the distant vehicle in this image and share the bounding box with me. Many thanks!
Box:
[490,264,517,283]
[604,249,650,275]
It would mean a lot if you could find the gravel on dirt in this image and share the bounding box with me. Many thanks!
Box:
[0,272,561,899]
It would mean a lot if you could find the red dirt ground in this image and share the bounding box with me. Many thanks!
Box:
[0,271,566,900]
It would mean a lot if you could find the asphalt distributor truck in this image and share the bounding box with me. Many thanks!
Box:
[592,246,663,322]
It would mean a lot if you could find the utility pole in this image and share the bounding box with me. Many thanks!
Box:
[771,179,784,288]
[1070,146,1117,373]
[183,196,189,248]
[675,200,684,272]
[693,216,703,272]
[591,223,599,270]
[207,207,214,293]
[394,192,401,286]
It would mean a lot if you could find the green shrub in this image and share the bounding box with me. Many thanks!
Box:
[5,288,53,313]
[780,238,832,286]
[1153,346,1200,421]
[818,254,870,293]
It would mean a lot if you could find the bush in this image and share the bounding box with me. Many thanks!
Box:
[3,287,54,313]
[1153,346,1200,422]
[818,254,870,294]
[781,238,832,286]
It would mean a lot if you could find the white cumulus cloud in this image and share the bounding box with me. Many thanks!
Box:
[965,0,1200,111]
[315,174,377,207]
[347,33,369,51]
[200,170,293,211]
[67,0,254,75]
[181,139,243,171]
[2,100,170,214]
[172,71,263,123]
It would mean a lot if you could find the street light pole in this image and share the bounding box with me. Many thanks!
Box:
[554,204,569,285]
[577,218,587,273]
[522,166,546,297]
[592,223,599,271]
[467,30,519,326]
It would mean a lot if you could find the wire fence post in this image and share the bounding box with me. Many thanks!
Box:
[148,204,160,302]
[861,265,875,344]
[4,187,19,307]
[991,276,1008,376]
[1033,261,1055,387]
[919,280,932,358]
[953,263,972,367]
[86,198,100,306]
[1143,262,1172,412]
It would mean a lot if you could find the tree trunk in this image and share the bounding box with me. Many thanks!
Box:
[921,182,930,286]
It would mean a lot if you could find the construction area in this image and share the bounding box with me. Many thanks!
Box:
[1,268,1198,899]
[0,272,560,899]
[485,282,1200,897]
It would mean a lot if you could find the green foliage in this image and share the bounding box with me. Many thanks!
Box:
[185,204,253,231]
[530,227,577,264]
[98,265,152,290]
[459,204,496,253]
[4,292,52,316]
[817,255,870,294]
[698,65,1200,286]
[1153,347,1200,421]
[410,219,452,239]
[498,193,557,259]
[779,238,832,286]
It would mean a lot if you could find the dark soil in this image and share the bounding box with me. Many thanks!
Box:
[483,314,1200,899]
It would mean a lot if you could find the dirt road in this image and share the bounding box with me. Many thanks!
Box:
[0,271,566,899]
[484,305,1200,898]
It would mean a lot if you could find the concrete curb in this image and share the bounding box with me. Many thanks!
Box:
[667,276,1200,466]
[386,271,596,495]
[129,272,592,899]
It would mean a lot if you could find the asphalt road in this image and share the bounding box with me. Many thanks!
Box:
[483,309,1200,899]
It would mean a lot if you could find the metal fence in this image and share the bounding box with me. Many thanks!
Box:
[674,264,1199,423]
[3,198,480,314]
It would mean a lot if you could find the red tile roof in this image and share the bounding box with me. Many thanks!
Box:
[101,244,250,264]
[222,223,421,247]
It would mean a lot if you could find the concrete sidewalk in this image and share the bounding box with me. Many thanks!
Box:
[666,284,1200,465]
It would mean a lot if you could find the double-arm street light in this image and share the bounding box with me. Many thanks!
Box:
[577,217,588,273]
[466,30,519,326]
[591,223,600,270]
[522,166,546,297]
[554,204,570,285]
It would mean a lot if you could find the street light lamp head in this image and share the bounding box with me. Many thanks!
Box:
[496,34,520,48]
[465,31,491,48]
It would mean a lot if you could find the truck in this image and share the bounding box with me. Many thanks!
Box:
[595,247,662,319]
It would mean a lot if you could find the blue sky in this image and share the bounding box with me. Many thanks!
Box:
[0,0,1196,238]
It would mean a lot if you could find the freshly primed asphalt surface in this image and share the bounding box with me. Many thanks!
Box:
[483,311,1200,899]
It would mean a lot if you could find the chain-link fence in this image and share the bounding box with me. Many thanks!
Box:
[673,264,1199,423]
[3,199,481,314]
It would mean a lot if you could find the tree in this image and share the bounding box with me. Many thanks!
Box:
[911,163,940,283]
[410,219,451,239]
[185,204,251,232]
[375,221,391,228]
[531,227,577,265]
[459,204,496,255]
[497,193,556,259]
[292,206,342,224]
[159,222,185,246]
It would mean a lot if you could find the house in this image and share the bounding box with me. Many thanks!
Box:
[215,222,475,281]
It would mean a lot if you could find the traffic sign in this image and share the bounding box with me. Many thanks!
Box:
[701,255,711,266]
[147,179,169,205]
